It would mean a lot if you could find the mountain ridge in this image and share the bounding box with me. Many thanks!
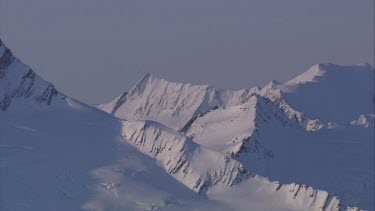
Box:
[0,39,61,111]
[1,38,373,210]
[97,60,374,210]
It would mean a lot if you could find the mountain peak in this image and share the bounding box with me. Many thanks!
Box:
[129,72,158,94]
[270,80,282,86]
[0,40,61,110]
[317,63,373,72]
[262,80,283,91]
[286,63,374,86]
[140,72,156,81]
[137,72,157,84]
[280,63,374,122]
[0,39,13,62]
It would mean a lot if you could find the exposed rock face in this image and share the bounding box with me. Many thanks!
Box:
[98,62,374,210]
[350,114,374,128]
[120,119,355,210]
[259,81,305,126]
[274,182,343,211]
[121,120,250,193]
[0,39,60,111]
[1,38,370,210]
[185,94,300,159]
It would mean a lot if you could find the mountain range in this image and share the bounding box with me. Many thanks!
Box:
[1,38,374,211]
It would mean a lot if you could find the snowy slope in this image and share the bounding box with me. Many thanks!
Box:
[119,119,358,210]
[186,94,298,154]
[1,99,204,211]
[121,120,249,193]
[1,39,360,210]
[235,122,374,210]
[0,99,349,211]
[186,90,374,209]
[98,63,374,210]
[100,63,374,129]
[98,73,259,131]
[278,63,375,123]
[0,40,60,111]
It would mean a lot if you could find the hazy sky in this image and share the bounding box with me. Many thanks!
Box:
[1,0,374,103]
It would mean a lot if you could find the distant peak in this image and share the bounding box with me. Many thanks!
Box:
[135,72,214,89]
[140,72,156,82]
[314,63,352,71]
[270,80,282,86]
[315,63,373,72]
[286,63,374,86]
[0,39,8,53]
[127,72,159,95]
[246,94,275,113]
[137,72,159,84]
[0,39,10,51]
[263,80,283,90]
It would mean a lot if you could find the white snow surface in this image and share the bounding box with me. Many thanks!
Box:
[0,40,60,111]
[1,39,373,210]
[98,61,374,210]
[121,119,249,193]
[185,90,374,209]
[0,101,351,211]
[279,63,375,123]
[98,73,259,131]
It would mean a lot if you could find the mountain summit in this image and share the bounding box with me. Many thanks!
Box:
[0,39,61,111]
[98,62,375,210]
[279,63,374,122]
[98,73,259,131]
[1,39,374,210]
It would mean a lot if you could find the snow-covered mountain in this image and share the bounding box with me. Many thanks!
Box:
[98,62,375,210]
[1,38,373,210]
[275,63,374,123]
[0,40,61,111]
[121,120,249,193]
[98,73,259,131]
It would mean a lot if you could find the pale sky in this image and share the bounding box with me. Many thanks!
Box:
[1,0,374,103]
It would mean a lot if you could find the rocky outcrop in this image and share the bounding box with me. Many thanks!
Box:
[121,120,250,193]
[0,39,60,111]
[260,81,305,125]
